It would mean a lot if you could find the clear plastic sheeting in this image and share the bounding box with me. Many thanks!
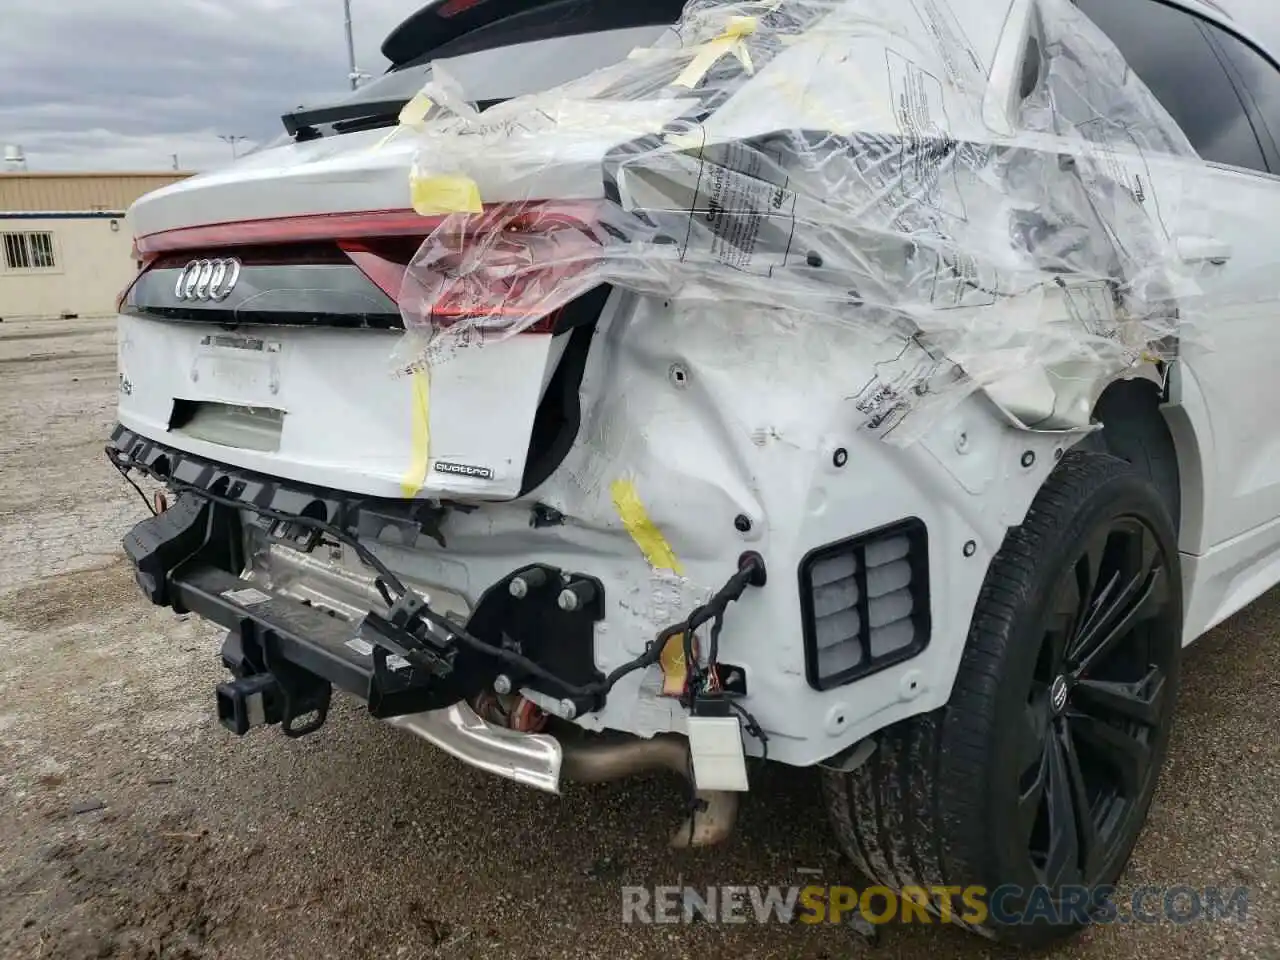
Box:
[395,0,1203,442]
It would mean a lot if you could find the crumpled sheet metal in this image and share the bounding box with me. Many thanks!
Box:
[395,0,1202,443]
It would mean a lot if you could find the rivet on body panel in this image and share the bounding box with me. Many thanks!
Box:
[823,440,851,474]
[825,704,851,736]
[899,671,924,701]
[734,514,763,541]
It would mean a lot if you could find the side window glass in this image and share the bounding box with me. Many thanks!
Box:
[1208,23,1280,159]
[1074,0,1269,173]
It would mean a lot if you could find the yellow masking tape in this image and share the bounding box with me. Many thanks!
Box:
[371,94,436,152]
[399,92,435,127]
[411,174,484,216]
[674,15,757,89]
[372,128,403,151]
[611,479,684,574]
[400,369,432,498]
[659,631,697,696]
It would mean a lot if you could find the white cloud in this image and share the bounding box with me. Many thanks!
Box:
[2,0,1277,173]
[0,0,414,172]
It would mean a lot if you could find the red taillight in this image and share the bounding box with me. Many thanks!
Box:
[400,203,604,333]
[131,203,604,333]
[133,209,445,256]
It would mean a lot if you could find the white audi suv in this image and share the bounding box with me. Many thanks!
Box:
[108,0,1280,943]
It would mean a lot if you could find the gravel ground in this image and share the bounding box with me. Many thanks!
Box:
[0,315,1276,960]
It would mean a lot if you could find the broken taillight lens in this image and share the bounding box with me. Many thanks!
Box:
[398,202,606,335]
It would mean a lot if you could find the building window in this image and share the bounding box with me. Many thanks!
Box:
[2,232,58,270]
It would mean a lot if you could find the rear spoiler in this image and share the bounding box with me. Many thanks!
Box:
[284,0,685,139]
[382,0,686,65]
[382,0,554,64]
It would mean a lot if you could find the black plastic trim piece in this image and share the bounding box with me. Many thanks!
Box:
[125,261,402,330]
[798,517,931,691]
[467,564,607,700]
[123,307,403,329]
[519,285,612,495]
[106,425,453,556]
[283,98,408,138]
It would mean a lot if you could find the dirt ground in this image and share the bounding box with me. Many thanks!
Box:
[0,315,1276,960]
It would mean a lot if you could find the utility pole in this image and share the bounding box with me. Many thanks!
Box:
[344,0,360,90]
[218,135,248,159]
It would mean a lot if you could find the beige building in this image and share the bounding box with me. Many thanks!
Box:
[0,172,192,321]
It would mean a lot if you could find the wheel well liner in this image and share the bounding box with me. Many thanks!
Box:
[1088,378,1182,533]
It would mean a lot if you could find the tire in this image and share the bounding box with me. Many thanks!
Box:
[822,450,1183,946]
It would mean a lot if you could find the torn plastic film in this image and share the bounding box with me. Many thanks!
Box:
[392,0,1206,443]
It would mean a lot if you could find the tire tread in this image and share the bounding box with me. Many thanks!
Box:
[823,451,1178,944]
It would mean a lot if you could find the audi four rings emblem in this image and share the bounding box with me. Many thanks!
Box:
[174,258,242,302]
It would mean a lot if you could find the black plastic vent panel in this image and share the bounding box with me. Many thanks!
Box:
[799,518,931,690]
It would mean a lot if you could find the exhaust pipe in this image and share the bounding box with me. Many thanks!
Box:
[559,734,739,848]
[387,703,739,847]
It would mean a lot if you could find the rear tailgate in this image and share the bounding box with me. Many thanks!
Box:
[116,317,573,501]
[119,7,679,501]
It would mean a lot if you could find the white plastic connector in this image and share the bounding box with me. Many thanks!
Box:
[686,716,750,792]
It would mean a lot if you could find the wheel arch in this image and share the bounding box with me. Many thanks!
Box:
[1086,372,1206,551]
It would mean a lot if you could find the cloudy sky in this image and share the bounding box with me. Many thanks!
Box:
[2,0,1277,173]
[1,0,414,172]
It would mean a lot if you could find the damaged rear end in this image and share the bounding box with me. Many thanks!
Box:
[110,0,1197,851]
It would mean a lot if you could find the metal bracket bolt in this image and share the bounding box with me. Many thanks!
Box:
[509,568,548,599]
[558,580,596,612]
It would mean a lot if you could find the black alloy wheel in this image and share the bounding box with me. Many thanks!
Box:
[1020,512,1177,890]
